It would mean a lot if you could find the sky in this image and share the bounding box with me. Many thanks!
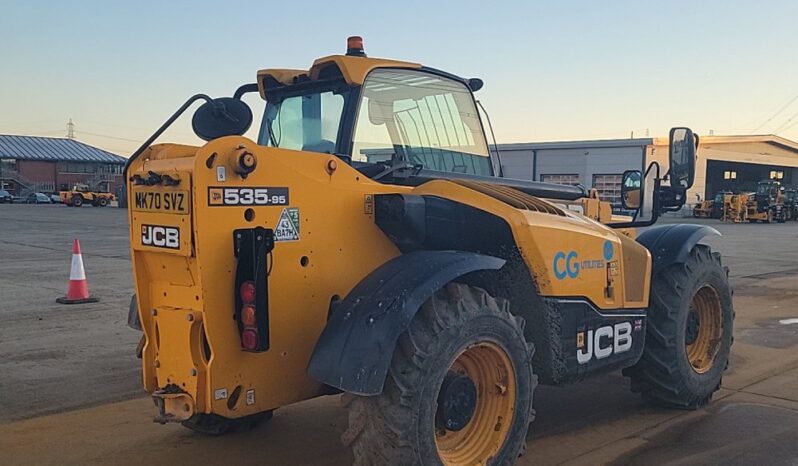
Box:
[1,0,797,156]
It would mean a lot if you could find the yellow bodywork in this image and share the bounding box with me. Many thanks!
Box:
[722,193,750,222]
[128,135,652,419]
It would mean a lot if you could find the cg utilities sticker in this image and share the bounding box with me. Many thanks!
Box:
[141,224,180,250]
[553,241,615,280]
[207,187,289,206]
[274,207,300,242]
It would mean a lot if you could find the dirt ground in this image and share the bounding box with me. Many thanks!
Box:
[1,204,797,465]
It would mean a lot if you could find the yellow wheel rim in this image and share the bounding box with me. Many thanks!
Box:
[685,285,723,374]
[435,342,516,466]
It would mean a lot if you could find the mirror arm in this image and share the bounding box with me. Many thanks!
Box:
[609,162,661,229]
[234,83,259,100]
[123,93,213,181]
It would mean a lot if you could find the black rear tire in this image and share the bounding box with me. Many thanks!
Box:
[98,197,109,207]
[624,245,733,409]
[181,410,273,435]
[343,282,536,465]
[71,195,83,207]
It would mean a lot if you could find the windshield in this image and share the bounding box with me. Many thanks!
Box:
[258,89,347,154]
[756,183,774,195]
[352,69,492,176]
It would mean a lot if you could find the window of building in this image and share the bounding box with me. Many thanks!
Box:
[592,174,623,206]
[541,174,580,186]
[59,162,97,174]
[0,159,17,173]
[770,170,784,180]
[723,170,737,180]
[97,164,123,174]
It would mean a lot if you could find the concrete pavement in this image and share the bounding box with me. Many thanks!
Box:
[1,204,797,464]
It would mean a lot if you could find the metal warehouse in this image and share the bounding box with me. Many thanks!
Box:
[497,134,798,208]
[0,135,126,197]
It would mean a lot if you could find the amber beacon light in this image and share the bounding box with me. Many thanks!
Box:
[346,36,366,57]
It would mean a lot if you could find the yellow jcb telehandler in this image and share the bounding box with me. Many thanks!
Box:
[125,37,734,465]
[60,183,115,207]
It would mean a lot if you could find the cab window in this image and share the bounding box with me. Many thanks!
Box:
[258,90,346,154]
[352,69,491,175]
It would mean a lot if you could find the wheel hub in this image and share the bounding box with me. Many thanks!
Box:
[436,372,477,432]
[685,285,724,374]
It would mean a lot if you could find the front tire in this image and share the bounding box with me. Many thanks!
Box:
[343,283,536,466]
[624,245,733,409]
[71,195,83,207]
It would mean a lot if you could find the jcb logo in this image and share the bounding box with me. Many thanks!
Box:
[141,224,180,250]
[576,322,632,364]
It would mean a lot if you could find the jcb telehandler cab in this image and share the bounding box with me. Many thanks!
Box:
[126,37,733,465]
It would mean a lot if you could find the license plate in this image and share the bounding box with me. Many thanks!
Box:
[132,189,189,214]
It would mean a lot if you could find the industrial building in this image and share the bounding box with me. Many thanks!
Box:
[497,134,798,208]
[0,135,126,197]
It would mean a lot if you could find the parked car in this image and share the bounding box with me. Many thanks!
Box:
[0,189,13,203]
[49,193,61,204]
[26,192,52,204]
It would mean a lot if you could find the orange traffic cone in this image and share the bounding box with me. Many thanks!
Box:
[56,239,99,304]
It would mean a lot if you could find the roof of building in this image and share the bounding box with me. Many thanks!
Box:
[0,135,126,164]
[495,137,654,152]
[496,134,798,154]
[652,134,798,153]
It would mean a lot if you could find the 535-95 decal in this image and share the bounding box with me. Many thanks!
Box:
[208,187,289,206]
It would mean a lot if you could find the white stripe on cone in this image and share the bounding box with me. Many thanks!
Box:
[70,253,87,280]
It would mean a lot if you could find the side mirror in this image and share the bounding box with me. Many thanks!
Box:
[668,127,697,189]
[192,97,253,141]
[621,170,642,210]
[468,78,484,92]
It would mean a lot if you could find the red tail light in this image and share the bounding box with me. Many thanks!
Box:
[240,281,256,304]
[241,329,258,350]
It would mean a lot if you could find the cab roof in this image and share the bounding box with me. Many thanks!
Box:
[256,54,421,99]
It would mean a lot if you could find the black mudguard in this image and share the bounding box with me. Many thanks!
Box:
[308,250,505,395]
[636,224,720,274]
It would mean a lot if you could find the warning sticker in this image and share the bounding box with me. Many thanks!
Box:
[275,207,300,242]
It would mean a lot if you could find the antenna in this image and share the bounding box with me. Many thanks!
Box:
[67,119,75,139]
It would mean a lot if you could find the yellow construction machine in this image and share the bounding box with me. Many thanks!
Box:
[721,192,751,223]
[692,190,729,219]
[746,180,786,223]
[60,183,116,207]
[125,38,734,464]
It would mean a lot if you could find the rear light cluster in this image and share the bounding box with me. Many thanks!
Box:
[240,280,259,350]
[233,227,274,352]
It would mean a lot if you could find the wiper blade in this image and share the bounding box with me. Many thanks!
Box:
[373,161,423,181]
